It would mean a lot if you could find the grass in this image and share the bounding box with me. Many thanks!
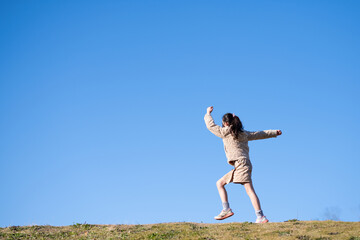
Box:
[0,221,359,239]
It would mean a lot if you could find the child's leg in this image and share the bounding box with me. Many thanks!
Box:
[243,181,269,222]
[243,182,261,211]
[216,177,229,205]
[214,177,234,220]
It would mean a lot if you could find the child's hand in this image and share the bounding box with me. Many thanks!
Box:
[207,106,213,114]
[277,130,282,135]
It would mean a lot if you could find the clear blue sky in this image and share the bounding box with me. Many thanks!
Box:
[1,0,359,227]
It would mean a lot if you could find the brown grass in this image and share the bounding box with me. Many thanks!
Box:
[0,220,359,239]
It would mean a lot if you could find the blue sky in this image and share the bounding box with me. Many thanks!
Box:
[1,0,359,227]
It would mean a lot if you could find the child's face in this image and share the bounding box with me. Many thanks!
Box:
[223,121,230,127]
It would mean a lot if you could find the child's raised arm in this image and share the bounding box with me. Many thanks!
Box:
[246,130,281,141]
[204,106,230,138]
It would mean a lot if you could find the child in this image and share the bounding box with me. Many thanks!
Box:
[204,106,282,223]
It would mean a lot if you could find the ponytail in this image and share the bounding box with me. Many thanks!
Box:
[222,113,244,139]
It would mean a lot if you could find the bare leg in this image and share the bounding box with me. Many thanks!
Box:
[243,182,261,211]
[216,178,228,203]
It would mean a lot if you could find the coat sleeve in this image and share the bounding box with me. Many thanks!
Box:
[204,113,229,138]
[246,130,278,141]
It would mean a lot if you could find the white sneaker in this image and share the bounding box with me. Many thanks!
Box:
[214,208,234,220]
[255,216,269,223]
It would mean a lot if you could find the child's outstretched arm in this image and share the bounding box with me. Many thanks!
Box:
[247,129,282,141]
[204,106,229,138]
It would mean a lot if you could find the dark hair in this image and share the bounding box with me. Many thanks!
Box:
[222,113,244,139]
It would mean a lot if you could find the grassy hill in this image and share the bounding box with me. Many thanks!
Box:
[1,220,359,239]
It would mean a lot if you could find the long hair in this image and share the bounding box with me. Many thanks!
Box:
[222,113,244,139]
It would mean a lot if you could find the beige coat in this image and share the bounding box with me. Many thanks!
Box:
[204,113,278,166]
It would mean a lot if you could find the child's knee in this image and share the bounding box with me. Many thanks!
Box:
[216,179,226,188]
[245,188,253,195]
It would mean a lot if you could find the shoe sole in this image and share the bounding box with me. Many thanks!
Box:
[256,219,269,224]
[214,212,234,220]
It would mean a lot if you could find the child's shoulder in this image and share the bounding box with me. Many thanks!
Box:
[234,131,249,141]
[221,125,231,135]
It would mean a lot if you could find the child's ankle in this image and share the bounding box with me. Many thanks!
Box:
[256,210,264,218]
[222,202,230,211]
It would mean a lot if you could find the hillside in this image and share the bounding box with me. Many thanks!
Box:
[1,220,359,239]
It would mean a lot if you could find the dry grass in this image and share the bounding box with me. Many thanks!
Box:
[0,220,359,239]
